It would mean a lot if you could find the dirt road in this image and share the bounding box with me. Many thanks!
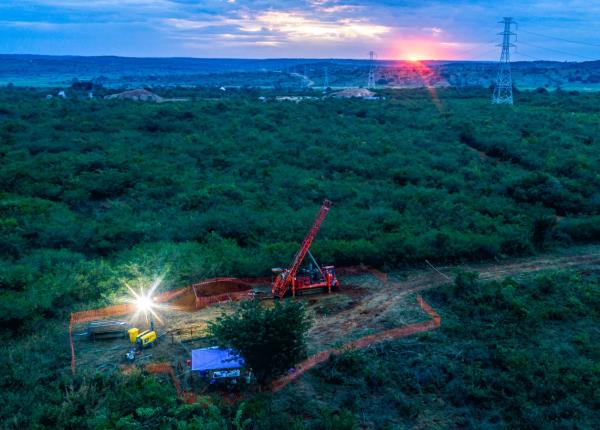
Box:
[275,245,600,392]
[309,245,600,349]
[392,246,600,293]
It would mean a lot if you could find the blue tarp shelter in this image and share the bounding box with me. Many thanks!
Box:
[191,347,244,372]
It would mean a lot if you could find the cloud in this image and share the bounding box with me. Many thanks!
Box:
[320,5,359,13]
[163,17,224,30]
[17,0,174,6]
[161,9,390,47]
[0,20,61,30]
[253,11,389,41]
[309,1,361,14]
[422,27,443,37]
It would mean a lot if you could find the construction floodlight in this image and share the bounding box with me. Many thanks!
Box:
[125,276,164,324]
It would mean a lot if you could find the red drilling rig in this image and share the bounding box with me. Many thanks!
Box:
[272,199,339,298]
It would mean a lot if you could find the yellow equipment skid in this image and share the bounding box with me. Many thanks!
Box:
[128,327,139,343]
[137,330,157,348]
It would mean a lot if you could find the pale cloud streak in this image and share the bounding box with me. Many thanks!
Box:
[423,27,443,37]
[161,9,389,48]
[240,11,389,41]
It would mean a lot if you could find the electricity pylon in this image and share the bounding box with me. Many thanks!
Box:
[492,17,517,105]
[367,51,376,89]
[323,66,329,92]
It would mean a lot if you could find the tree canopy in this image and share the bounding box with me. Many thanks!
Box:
[209,299,312,384]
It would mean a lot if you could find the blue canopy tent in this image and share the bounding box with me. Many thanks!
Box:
[191,346,244,375]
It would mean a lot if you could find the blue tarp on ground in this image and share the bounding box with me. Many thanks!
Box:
[191,346,244,371]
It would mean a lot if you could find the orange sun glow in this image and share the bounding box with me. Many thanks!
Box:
[406,53,425,62]
[393,39,444,62]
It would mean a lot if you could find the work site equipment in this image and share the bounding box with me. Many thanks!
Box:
[128,327,140,343]
[136,330,157,348]
[87,320,128,340]
[272,199,338,298]
[128,327,157,349]
[126,348,136,362]
[191,346,247,385]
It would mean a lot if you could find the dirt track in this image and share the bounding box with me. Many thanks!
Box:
[273,246,600,392]
[272,295,441,392]
[391,248,600,297]
[309,246,600,348]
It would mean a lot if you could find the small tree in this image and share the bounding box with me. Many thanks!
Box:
[208,299,311,384]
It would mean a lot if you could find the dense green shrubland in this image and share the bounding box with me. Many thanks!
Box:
[2,88,600,326]
[1,87,599,428]
[277,271,600,429]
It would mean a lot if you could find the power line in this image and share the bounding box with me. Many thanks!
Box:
[519,29,600,49]
[518,40,597,61]
[463,47,503,62]
[450,40,497,59]
[513,51,544,61]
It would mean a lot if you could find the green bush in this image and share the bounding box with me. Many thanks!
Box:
[209,299,312,384]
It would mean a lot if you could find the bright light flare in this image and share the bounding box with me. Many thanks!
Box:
[135,295,154,313]
[125,276,164,324]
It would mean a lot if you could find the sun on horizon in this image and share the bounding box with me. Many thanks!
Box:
[405,54,425,62]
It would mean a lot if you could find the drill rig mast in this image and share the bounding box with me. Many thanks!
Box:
[272,199,338,298]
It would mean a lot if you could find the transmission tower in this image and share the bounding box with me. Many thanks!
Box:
[492,17,517,105]
[323,66,329,92]
[367,51,376,89]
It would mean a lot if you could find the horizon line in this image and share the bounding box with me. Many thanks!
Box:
[1,53,596,63]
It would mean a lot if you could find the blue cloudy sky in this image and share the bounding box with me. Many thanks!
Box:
[1,1,599,60]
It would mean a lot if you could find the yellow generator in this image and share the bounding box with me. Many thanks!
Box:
[128,328,139,343]
[128,328,157,349]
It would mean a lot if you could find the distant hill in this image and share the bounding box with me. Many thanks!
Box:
[1,54,599,91]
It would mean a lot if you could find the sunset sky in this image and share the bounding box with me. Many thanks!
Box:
[1,1,599,60]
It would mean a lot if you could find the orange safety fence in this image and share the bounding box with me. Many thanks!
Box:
[70,303,136,325]
[191,277,253,290]
[270,294,441,392]
[145,363,182,395]
[68,279,257,374]
[69,266,420,394]
[70,286,191,326]
[68,287,191,374]
[196,291,254,309]
[155,286,192,304]
[191,277,254,310]
[238,276,271,285]
[145,362,197,404]
[69,304,136,374]
[191,278,252,297]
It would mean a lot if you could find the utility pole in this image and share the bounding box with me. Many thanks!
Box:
[492,17,517,105]
[367,51,376,89]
